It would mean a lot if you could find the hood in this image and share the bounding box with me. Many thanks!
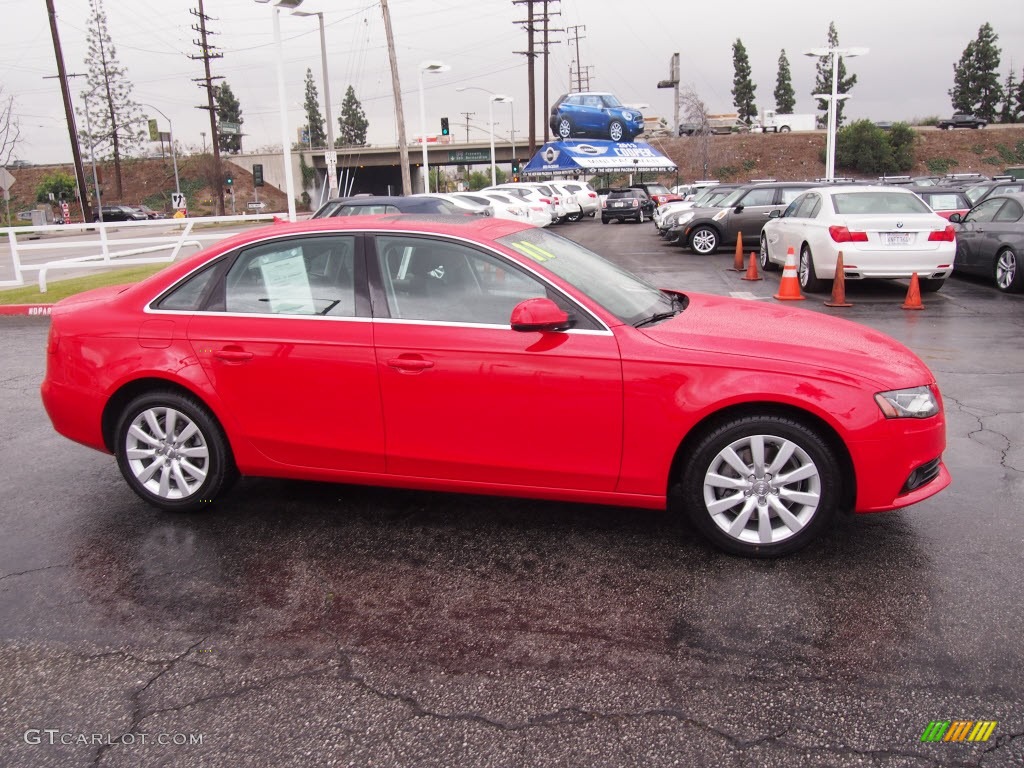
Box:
[642,293,933,389]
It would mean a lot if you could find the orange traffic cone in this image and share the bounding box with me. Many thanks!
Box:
[729,233,745,271]
[773,247,805,301]
[824,251,853,307]
[741,251,762,281]
[902,272,925,310]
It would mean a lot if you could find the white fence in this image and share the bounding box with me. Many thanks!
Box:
[1,214,278,292]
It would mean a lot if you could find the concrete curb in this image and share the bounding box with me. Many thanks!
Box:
[0,304,54,316]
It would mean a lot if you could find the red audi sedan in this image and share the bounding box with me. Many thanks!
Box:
[41,215,950,557]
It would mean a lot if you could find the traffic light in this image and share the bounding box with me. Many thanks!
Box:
[512,158,521,182]
[440,117,450,136]
[225,175,233,187]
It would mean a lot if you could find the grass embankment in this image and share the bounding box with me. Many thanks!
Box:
[0,264,166,304]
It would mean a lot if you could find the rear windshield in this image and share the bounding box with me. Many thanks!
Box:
[608,190,640,200]
[830,191,931,215]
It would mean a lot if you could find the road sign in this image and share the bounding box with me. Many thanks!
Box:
[0,167,15,192]
[171,192,187,209]
[247,202,266,210]
[60,201,70,222]
[148,118,159,141]
[220,121,241,135]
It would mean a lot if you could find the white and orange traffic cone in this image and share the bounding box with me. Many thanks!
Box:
[773,247,805,301]
[824,251,853,307]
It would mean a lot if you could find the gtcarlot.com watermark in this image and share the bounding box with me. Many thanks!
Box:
[24,729,203,747]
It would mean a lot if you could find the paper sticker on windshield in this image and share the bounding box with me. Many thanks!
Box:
[509,241,556,263]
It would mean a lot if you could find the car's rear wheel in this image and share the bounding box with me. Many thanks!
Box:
[567,211,582,222]
[557,117,572,139]
[995,248,1023,292]
[779,126,791,133]
[798,245,825,292]
[759,234,779,271]
[680,416,840,557]
[608,120,624,142]
[115,391,236,512]
[637,209,645,223]
[689,226,719,254]
[601,216,609,224]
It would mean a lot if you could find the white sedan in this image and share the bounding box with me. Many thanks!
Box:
[760,186,956,292]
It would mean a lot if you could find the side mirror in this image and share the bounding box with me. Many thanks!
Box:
[510,298,571,332]
[733,205,744,213]
[768,209,782,219]
[947,212,963,223]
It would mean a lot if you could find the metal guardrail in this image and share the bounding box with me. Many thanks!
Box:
[0,214,278,292]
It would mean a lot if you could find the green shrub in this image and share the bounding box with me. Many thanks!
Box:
[835,120,914,175]
[925,157,958,175]
[35,171,77,203]
[713,165,739,179]
[742,159,757,172]
[915,116,941,127]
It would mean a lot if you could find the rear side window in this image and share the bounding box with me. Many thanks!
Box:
[154,261,222,311]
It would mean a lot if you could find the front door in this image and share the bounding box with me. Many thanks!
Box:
[370,234,624,491]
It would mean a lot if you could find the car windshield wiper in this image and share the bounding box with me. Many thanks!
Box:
[633,293,685,328]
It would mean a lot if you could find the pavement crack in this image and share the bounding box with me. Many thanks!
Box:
[91,636,208,767]
[945,396,1023,474]
[0,563,69,585]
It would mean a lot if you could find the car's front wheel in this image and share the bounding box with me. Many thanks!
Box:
[798,245,825,292]
[689,226,719,254]
[608,120,624,142]
[115,391,236,512]
[759,234,779,272]
[995,248,1023,292]
[557,117,572,139]
[680,416,840,557]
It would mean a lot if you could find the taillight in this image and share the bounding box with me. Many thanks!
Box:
[539,197,552,204]
[928,225,956,242]
[587,192,597,198]
[829,225,868,243]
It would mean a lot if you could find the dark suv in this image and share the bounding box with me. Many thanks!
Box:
[601,188,654,224]
[664,182,817,253]
[95,205,147,222]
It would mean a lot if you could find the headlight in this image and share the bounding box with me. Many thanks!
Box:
[673,212,694,227]
[874,386,939,419]
[621,112,634,120]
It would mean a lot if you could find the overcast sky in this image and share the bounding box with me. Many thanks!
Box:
[4,0,1023,165]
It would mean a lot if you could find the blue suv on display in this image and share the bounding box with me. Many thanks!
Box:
[548,92,645,143]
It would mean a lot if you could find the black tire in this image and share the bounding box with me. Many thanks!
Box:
[759,234,779,272]
[557,116,572,139]
[637,209,646,223]
[689,225,719,255]
[601,216,609,224]
[798,245,825,292]
[995,248,1023,292]
[115,390,237,512]
[567,211,582,222]
[608,120,625,142]
[918,277,946,293]
[779,126,791,133]
[680,415,840,557]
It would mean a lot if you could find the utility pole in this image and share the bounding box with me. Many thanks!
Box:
[460,111,475,143]
[567,24,589,91]
[190,0,224,215]
[381,0,411,195]
[515,0,560,154]
[45,0,92,223]
[541,0,561,142]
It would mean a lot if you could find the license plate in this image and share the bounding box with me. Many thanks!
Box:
[882,232,913,246]
[613,202,626,208]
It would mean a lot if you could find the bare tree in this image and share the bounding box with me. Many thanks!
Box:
[680,86,712,179]
[1,88,20,167]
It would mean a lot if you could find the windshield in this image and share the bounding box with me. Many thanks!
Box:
[715,188,746,208]
[498,227,674,326]
[830,191,932,215]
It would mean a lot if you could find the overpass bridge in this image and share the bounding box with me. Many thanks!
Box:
[227,140,528,202]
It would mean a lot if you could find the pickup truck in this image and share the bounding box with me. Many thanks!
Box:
[937,114,987,130]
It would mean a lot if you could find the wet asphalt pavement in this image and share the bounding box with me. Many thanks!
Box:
[1,218,1023,767]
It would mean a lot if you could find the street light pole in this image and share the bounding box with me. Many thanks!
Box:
[457,86,514,183]
[418,61,450,194]
[294,10,337,198]
[804,45,868,181]
[143,104,181,199]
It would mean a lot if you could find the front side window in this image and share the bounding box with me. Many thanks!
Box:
[223,236,356,316]
[993,199,1023,223]
[781,195,805,218]
[375,236,549,325]
[964,198,1005,224]
[738,188,777,207]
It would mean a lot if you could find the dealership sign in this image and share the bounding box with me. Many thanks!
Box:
[522,140,676,175]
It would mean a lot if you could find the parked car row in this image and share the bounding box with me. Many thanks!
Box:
[648,178,1024,293]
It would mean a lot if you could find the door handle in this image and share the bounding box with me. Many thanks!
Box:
[213,348,254,362]
[387,357,434,372]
